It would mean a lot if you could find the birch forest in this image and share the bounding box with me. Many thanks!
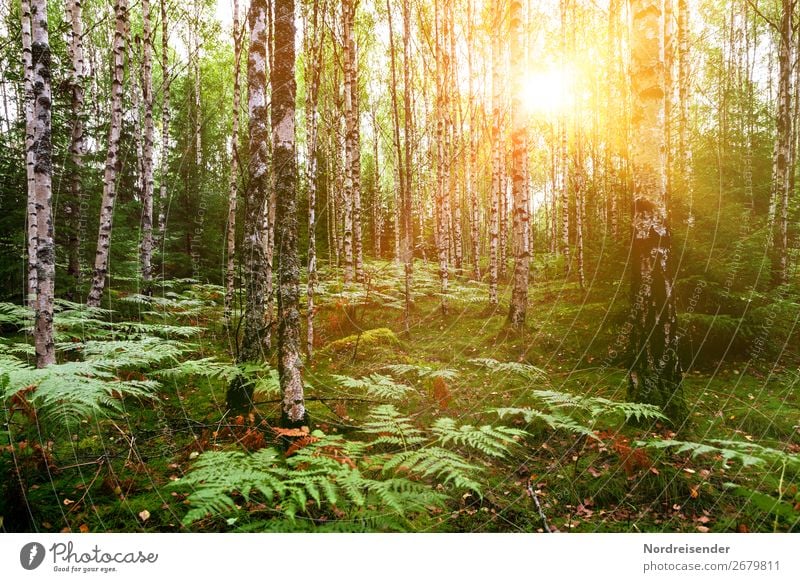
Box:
[0,0,799,534]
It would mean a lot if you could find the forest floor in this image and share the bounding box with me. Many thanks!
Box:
[2,260,799,533]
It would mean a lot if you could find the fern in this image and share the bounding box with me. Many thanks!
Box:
[637,438,799,469]
[0,302,32,326]
[469,357,547,381]
[174,435,444,526]
[0,355,159,429]
[531,389,667,423]
[332,373,416,401]
[360,405,426,447]
[494,407,599,440]
[381,447,483,494]
[63,337,188,368]
[383,363,459,381]
[431,417,526,458]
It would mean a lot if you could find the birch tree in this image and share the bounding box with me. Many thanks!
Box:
[224,0,242,324]
[87,0,127,308]
[21,0,36,304]
[139,0,156,291]
[305,0,325,360]
[29,0,55,367]
[627,0,685,424]
[508,0,530,328]
[227,0,270,414]
[65,0,86,292]
[273,0,306,428]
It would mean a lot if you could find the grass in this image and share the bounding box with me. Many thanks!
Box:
[1,259,798,532]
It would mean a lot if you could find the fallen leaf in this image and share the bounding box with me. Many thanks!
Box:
[696,515,710,524]
[696,526,710,533]
[79,523,89,533]
[138,509,150,522]
[690,486,699,499]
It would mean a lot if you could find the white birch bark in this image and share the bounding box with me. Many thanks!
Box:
[87,0,127,308]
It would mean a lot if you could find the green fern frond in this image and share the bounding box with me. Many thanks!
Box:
[333,374,416,401]
[383,363,459,381]
[381,447,483,494]
[77,338,188,367]
[469,358,547,381]
[0,355,159,429]
[431,417,526,457]
[361,405,426,447]
[531,390,667,423]
[0,302,32,326]
[494,407,599,440]
[636,439,766,468]
[157,357,246,382]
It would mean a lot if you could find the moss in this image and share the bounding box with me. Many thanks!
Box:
[317,327,400,359]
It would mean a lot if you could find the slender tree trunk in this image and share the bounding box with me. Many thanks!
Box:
[387,0,403,274]
[342,0,355,283]
[770,0,794,287]
[489,3,501,307]
[30,0,55,367]
[677,0,693,225]
[507,0,529,328]
[467,0,480,280]
[305,0,325,361]
[66,0,86,295]
[348,1,364,282]
[224,0,242,324]
[140,0,156,292]
[193,0,202,170]
[157,0,170,241]
[227,0,271,414]
[273,0,306,428]
[87,0,127,308]
[559,0,570,271]
[21,0,37,304]
[402,0,414,330]
[372,108,383,257]
[627,0,685,425]
[435,0,450,315]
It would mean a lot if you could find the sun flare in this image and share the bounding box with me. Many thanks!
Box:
[520,69,572,115]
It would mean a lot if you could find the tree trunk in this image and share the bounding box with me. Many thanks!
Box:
[627,0,685,425]
[435,0,450,315]
[559,0,570,271]
[226,0,271,414]
[677,0,692,225]
[305,0,324,361]
[273,0,306,428]
[372,108,383,258]
[140,0,156,292]
[342,0,355,283]
[87,0,127,308]
[224,0,242,325]
[30,0,55,367]
[157,0,170,240]
[507,0,529,328]
[488,3,501,307]
[65,0,86,295]
[467,0,480,280]
[21,0,37,304]
[770,0,794,287]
